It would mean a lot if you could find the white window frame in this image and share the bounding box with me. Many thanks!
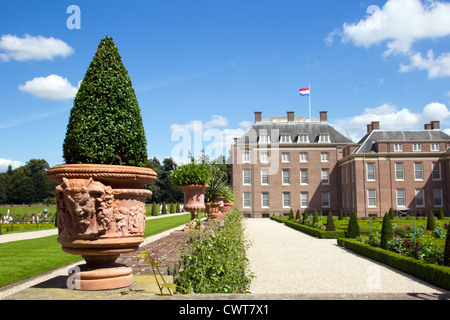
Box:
[321,168,330,185]
[282,169,290,185]
[322,192,330,208]
[395,162,404,181]
[394,143,403,152]
[366,163,375,181]
[259,135,270,144]
[261,169,269,186]
[414,162,423,181]
[300,192,309,208]
[431,143,440,152]
[242,169,251,185]
[242,152,250,164]
[299,152,308,163]
[367,189,377,208]
[300,169,308,185]
[432,162,441,181]
[433,189,443,207]
[243,192,251,208]
[260,152,269,164]
[319,134,330,143]
[298,134,309,143]
[280,135,291,143]
[261,192,270,208]
[281,152,290,163]
[396,189,406,208]
[283,192,291,208]
[413,143,422,152]
[415,189,425,207]
[321,152,329,162]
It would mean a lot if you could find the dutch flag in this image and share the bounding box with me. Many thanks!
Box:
[299,87,310,96]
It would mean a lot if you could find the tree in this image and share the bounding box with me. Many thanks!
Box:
[380,212,393,249]
[346,211,360,238]
[63,36,147,167]
[161,203,167,215]
[302,209,309,224]
[326,212,335,231]
[313,210,320,225]
[438,208,444,220]
[444,224,450,266]
[389,208,394,220]
[288,208,294,221]
[295,209,301,221]
[426,211,436,231]
[338,208,344,220]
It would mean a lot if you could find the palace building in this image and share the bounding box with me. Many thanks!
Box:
[231,111,450,218]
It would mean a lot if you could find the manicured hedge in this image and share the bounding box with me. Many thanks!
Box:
[270,216,346,239]
[338,238,450,290]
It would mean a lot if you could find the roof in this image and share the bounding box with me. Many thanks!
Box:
[236,122,354,145]
[355,130,450,154]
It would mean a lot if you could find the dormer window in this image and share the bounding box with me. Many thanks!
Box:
[280,135,291,143]
[297,134,309,143]
[319,134,330,143]
[394,143,403,152]
[259,135,270,144]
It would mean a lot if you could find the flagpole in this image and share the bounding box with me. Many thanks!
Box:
[309,82,311,119]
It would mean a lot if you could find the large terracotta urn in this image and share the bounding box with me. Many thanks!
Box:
[179,184,208,221]
[47,164,156,291]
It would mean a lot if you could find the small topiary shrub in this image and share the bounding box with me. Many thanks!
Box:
[380,212,393,249]
[427,211,436,231]
[169,162,212,186]
[326,211,335,231]
[438,208,445,220]
[288,208,295,221]
[338,208,344,220]
[302,209,309,224]
[346,211,360,238]
[313,210,320,225]
[63,36,148,167]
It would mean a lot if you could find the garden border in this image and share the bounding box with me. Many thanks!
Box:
[270,216,346,239]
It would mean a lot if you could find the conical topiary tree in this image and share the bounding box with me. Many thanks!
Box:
[288,208,295,221]
[389,208,394,220]
[63,36,148,167]
[161,202,167,215]
[326,211,335,231]
[426,211,436,231]
[302,209,309,224]
[176,203,181,213]
[346,211,360,238]
[338,208,344,220]
[438,208,444,220]
[380,212,393,249]
[313,210,320,225]
[295,209,301,221]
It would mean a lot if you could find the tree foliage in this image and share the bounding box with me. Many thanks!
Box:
[63,36,148,166]
[380,212,394,249]
[346,211,360,238]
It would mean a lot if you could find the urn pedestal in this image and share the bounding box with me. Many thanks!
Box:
[179,184,208,221]
[47,164,156,291]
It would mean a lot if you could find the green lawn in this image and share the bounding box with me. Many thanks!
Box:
[0,213,191,288]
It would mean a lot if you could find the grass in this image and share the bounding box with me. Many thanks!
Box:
[0,213,191,288]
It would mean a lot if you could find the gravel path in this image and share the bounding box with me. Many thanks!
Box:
[245,219,448,295]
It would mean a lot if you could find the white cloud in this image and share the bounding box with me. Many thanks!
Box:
[331,0,450,56]
[400,50,450,78]
[19,74,79,101]
[0,34,74,62]
[0,158,25,172]
[333,102,450,141]
[170,115,252,162]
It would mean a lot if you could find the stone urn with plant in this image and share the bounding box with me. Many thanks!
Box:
[46,36,156,291]
[169,161,211,222]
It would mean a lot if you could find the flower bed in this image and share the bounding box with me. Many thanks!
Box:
[270,216,346,239]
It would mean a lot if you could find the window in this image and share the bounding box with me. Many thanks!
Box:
[396,189,406,207]
[394,143,403,152]
[260,152,269,163]
[321,152,329,162]
[298,134,309,143]
[300,169,308,185]
[261,193,269,208]
[261,169,269,185]
[300,152,308,163]
[259,135,269,144]
[414,162,423,180]
[415,189,424,207]
[242,152,250,163]
[280,135,291,143]
[367,163,375,181]
[413,143,422,152]
[282,169,290,185]
[433,189,443,207]
[321,169,329,185]
[243,169,251,185]
[283,192,291,208]
[319,134,330,143]
[395,163,404,180]
[281,152,290,163]
[432,162,441,180]
[300,192,309,208]
[322,192,330,208]
[431,143,440,151]
[367,190,377,208]
[243,192,251,208]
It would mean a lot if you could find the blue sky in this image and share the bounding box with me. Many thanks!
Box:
[1,0,450,171]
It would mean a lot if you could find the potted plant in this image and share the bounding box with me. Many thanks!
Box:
[204,166,235,219]
[169,161,211,221]
[46,36,156,291]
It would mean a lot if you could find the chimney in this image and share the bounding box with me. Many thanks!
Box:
[371,121,380,130]
[425,123,432,130]
[287,111,295,122]
[254,111,262,123]
[431,121,440,130]
[319,111,328,122]
[367,124,373,133]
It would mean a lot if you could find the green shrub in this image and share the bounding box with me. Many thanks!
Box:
[170,162,212,186]
[170,203,176,214]
[63,36,147,166]
[380,212,393,249]
[438,208,445,220]
[161,203,167,215]
[326,212,335,231]
[313,210,320,225]
[389,208,394,220]
[346,211,360,238]
[427,211,436,231]
[302,209,309,224]
[176,203,181,213]
[295,209,301,220]
[288,208,295,221]
[338,208,344,220]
